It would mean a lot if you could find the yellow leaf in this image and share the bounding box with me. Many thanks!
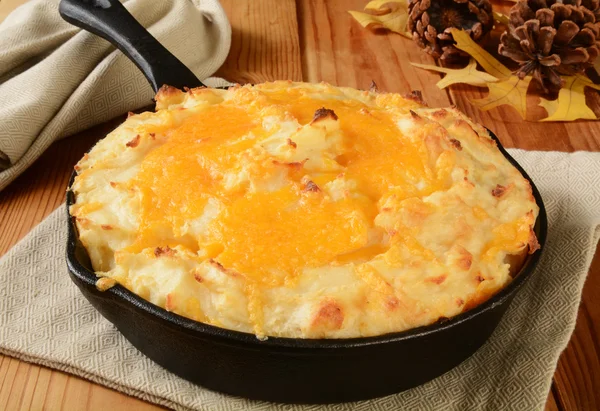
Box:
[539,98,559,117]
[412,59,499,89]
[450,28,512,79]
[539,75,600,122]
[470,75,532,119]
[349,1,411,38]
[364,0,406,12]
[493,11,509,25]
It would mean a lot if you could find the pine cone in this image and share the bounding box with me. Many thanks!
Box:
[583,0,600,22]
[499,0,600,92]
[408,0,493,61]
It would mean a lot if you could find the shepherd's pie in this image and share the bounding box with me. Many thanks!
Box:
[70,81,540,339]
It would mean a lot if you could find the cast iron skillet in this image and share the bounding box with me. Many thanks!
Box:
[62,0,548,404]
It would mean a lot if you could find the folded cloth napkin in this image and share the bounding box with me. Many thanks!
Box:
[0,0,231,191]
[0,149,599,410]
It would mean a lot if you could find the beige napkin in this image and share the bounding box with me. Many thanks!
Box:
[0,0,231,191]
[1,149,599,410]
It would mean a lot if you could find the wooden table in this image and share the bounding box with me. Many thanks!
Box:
[0,0,598,409]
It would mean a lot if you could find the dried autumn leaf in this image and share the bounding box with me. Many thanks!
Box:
[412,59,499,89]
[349,1,411,38]
[539,75,600,122]
[449,28,512,79]
[471,75,533,119]
[493,11,509,26]
[539,98,559,118]
[364,0,403,13]
[446,28,533,118]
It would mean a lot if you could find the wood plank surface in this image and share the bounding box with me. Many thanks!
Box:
[297,0,451,104]
[0,0,599,409]
[216,0,302,83]
[553,245,600,411]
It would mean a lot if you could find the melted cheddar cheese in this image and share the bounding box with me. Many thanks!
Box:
[71,81,539,339]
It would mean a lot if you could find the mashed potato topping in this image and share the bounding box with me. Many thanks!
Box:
[70,81,539,339]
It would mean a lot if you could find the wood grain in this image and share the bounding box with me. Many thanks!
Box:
[553,245,600,411]
[546,382,561,411]
[0,0,598,409]
[297,0,451,105]
[216,0,302,83]
[447,82,600,151]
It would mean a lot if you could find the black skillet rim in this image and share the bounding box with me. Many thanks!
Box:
[66,128,548,351]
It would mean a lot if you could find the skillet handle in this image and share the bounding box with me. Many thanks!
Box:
[59,0,205,92]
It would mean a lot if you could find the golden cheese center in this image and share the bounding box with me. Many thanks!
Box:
[71,81,539,339]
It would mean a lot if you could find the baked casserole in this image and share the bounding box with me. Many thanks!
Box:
[70,81,540,339]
